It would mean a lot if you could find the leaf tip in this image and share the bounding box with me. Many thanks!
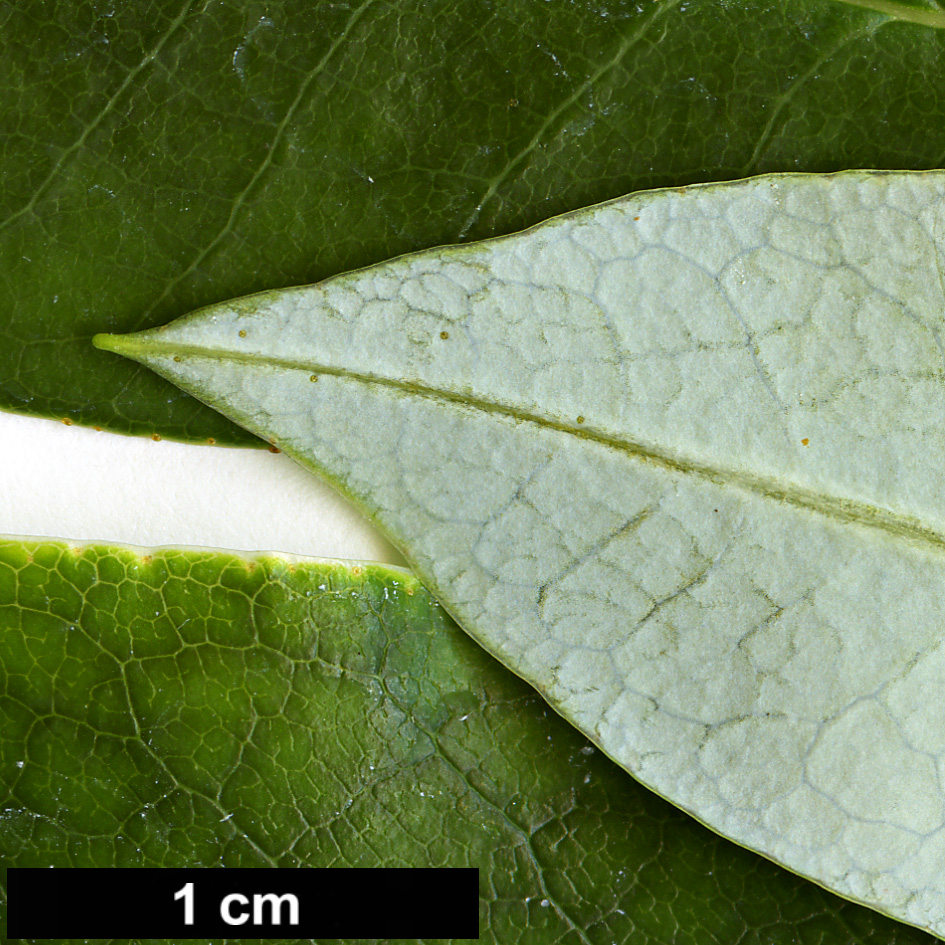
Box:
[92,331,151,366]
[92,332,127,355]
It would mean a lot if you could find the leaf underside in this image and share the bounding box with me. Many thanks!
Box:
[98,170,945,939]
[4,538,931,944]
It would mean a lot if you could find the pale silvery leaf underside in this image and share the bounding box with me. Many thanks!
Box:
[96,170,945,938]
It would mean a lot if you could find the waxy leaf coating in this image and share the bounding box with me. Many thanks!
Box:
[96,170,945,938]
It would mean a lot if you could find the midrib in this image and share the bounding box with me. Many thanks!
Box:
[833,0,945,28]
[106,337,945,556]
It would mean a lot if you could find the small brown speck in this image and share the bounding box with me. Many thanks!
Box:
[508,98,519,107]
[142,555,152,564]
[352,566,363,577]
[269,445,281,453]
[634,216,640,221]
[238,329,247,338]
[61,418,73,426]
[310,374,319,382]
[206,437,216,445]
[440,330,449,340]
[173,355,182,362]
[94,426,102,432]
[576,415,585,424]
[801,438,810,446]
[151,434,162,441]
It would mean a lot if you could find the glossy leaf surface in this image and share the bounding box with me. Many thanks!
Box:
[8,0,945,440]
[99,170,945,938]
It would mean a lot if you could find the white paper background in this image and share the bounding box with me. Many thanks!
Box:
[0,410,402,564]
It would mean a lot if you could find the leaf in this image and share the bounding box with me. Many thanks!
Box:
[10,1,945,940]
[0,537,935,945]
[8,0,945,441]
[8,425,934,945]
[98,169,945,939]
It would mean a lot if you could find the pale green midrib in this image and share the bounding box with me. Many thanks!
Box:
[833,0,945,28]
[94,334,945,555]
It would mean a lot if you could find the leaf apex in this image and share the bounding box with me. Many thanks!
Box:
[92,332,142,361]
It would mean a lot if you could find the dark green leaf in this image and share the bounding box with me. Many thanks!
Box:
[4,0,945,441]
